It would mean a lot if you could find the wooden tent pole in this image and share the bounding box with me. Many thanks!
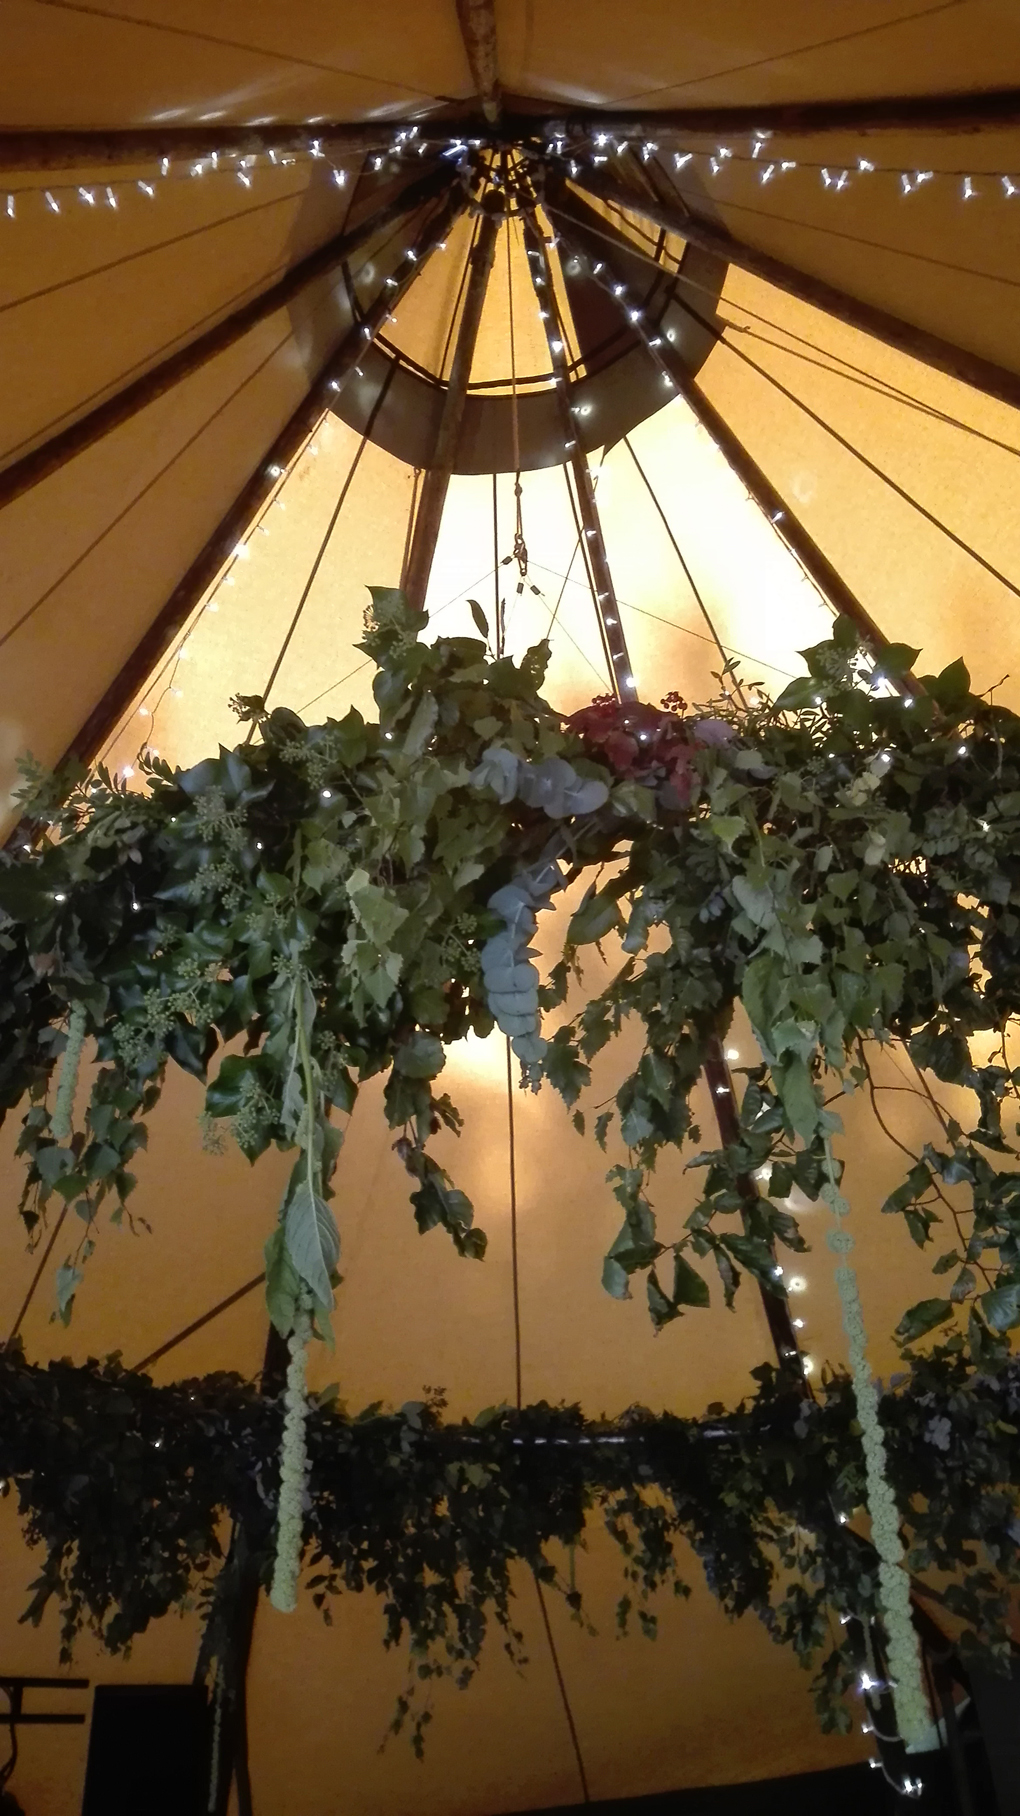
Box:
[519,209,636,699]
[402,202,501,610]
[540,174,922,683]
[455,0,501,124]
[0,125,394,170]
[548,87,1020,138]
[568,165,1020,418]
[0,164,454,514]
[6,88,1020,168]
[676,378,915,678]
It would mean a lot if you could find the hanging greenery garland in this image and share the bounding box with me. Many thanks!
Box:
[3,592,1020,1362]
[1,1345,1018,1753]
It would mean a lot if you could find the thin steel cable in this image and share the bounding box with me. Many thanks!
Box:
[134,1275,266,1373]
[610,0,965,103]
[31,0,449,99]
[555,199,1020,607]
[547,194,1020,462]
[254,363,397,716]
[0,193,425,471]
[0,186,308,321]
[622,433,747,703]
[0,325,300,662]
[704,323,1020,602]
[505,1039,523,1411]
[533,1575,592,1804]
[437,213,480,384]
[663,182,1020,292]
[0,216,420,659]
[5,1206,68,1347]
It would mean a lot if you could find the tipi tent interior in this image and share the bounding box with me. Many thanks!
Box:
[1,5,1020,1813]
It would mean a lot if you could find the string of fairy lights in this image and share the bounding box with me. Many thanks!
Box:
[6,120,1020,223]
[551,127,1020,202]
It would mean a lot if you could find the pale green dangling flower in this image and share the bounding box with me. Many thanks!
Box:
[822,1142,930,1747]
[51,1004,87,1142]
[269,1294,313,1613]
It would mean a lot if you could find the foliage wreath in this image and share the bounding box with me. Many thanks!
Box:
[2,588,1020,1362]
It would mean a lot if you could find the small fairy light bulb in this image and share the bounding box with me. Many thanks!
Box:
[105,186,118,208]
[44,190,61,213]
[79,186,96,205]
[138,180,155,197]
[673,151,693,170]
[962,176,978,200]
[787,1275,806,1293]
[792,1316,805,1330]
[238,170,252,188]
[1003,176,1019,198]
[320,788,333,801]
[332,167,347,187]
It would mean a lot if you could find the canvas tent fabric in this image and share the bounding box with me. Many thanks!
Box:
[1,6,1020,1813]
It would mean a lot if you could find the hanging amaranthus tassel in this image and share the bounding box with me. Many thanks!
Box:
[822,1142,929,1746]
[269,1293,313,1613]
[51,1004,87,1142]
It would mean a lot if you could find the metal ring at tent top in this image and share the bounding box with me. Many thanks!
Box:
[326,180,727,474]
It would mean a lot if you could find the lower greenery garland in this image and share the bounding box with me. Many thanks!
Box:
[2,1345,1018,1751]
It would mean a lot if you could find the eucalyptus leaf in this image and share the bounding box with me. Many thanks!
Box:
[285,1181,340,1308]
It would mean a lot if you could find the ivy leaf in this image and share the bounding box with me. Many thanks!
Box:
[671,1249,711,1308]
[346,869,409,952]
[774,1057,820,1143]
[567,887,623,947]
[709,815,747,854]
[773,676,821,712]
[922,657,971,711]
[285,1180,340,1308]
[950,1266,976,1304]
[54,1263,83,1325]
[602,1256,632,1300]
[264,1225,301,1336]
[894,1297,954,1345]
[731,875,775,928]
[403,691,439,759]
[395,1033,446,1079]
[979,1281,1020,1332]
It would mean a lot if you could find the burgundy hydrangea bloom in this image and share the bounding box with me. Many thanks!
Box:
[565,693,701,805]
